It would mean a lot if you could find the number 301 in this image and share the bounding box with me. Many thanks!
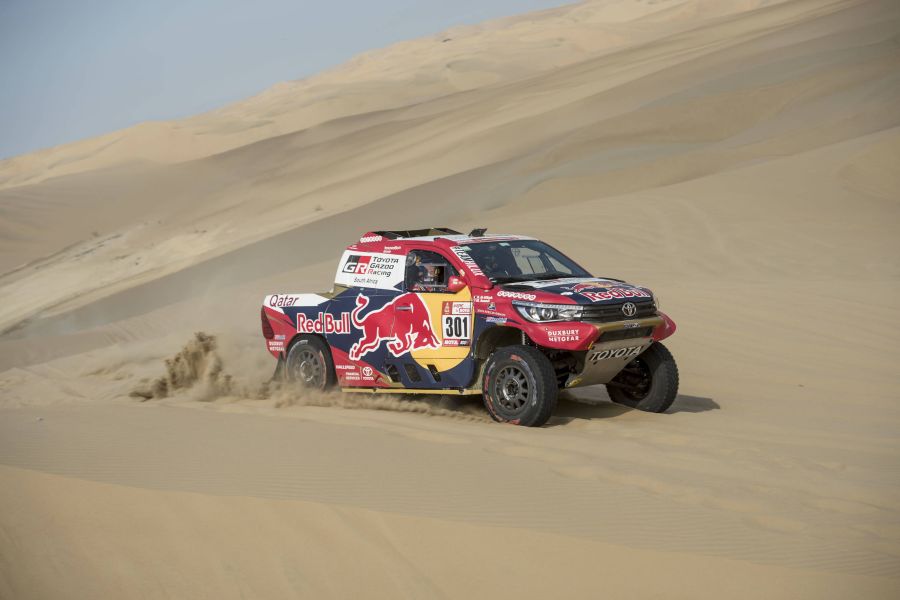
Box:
[444,316,468,338]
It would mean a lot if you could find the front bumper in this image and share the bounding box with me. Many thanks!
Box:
[563,315,663,388]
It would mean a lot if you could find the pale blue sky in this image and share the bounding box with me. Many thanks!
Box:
[0,0,567,159]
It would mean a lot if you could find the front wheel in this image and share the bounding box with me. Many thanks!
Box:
[607,342,679,413]
[284,335,337,391]
[482,345,557,427]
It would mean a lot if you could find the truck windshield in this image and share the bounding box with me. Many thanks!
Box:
[460,240,591,283]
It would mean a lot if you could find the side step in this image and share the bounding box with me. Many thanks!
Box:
[342,387,481,396]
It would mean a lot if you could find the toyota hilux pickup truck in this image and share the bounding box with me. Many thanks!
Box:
[261,228,678,426]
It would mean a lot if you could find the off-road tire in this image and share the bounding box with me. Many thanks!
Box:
[285,335,337,391]
[607,342,678,413]
[482,345,557,427]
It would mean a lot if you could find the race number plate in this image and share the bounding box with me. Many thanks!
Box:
[441,301,472,347]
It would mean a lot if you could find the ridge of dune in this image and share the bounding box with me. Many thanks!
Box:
[0,0,791,191]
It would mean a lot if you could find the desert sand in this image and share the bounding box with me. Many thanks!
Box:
[1,0,899,597]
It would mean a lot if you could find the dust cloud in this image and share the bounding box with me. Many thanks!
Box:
[131,332,490,422]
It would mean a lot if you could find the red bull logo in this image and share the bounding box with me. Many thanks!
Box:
[580,287,651,302]
[349,293,440,360]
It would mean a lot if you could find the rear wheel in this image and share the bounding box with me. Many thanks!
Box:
[607,342,678,413]
[482,345,557,427]
[285,335,336,391]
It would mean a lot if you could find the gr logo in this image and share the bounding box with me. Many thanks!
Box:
[342,255,371,274]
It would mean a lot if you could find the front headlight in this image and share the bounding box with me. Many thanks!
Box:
[513,301,583,323]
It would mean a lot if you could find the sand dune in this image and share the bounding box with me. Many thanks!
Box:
[5,463,895,599]
[1,0,899,598]
[0,0,793,192]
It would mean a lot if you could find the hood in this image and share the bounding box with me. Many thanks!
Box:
[500,277,654,305]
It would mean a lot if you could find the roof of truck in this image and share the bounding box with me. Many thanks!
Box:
[354,229,535,248]
[394,234,534,244]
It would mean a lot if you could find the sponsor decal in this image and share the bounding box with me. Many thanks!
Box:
[546,328,580,343]
[588,345,643,364]
[274,334,285,340]
[359,234,383,243]
[336,252,404,289]
[383,245,401,252]
[355,365,384,384]
[349,293,440,360]
[267,340,285,352]
[580,287,651,302]
[342,254,372,274]
[442,301,472,316]
[268,294,299,307]
[335,364,356,371]
[485,316,507,324]
[450,247,484,277]
[361,256,401,278]
[497,290,537,301]
[297,312,352,334]
[474,295,492,304]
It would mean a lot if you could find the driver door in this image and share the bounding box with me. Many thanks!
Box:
[402,249,473,367]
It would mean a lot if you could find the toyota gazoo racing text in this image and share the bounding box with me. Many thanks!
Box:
[260,228,678,427]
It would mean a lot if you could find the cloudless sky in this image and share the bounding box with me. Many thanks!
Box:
[0,0,568,159]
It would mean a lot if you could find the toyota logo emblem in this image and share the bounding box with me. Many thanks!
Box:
[622,302,637,317]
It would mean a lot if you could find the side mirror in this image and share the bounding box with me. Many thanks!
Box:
[446,275,466,293]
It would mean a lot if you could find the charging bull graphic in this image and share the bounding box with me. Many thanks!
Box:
[571,281,609,293]
[348,293,440,361]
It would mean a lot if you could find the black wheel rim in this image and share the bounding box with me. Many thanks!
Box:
[493,365,531,414]
[290,348,324,388]
[612,357,652,401]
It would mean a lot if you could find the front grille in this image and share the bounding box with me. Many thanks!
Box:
[599,327,653,342]
[578,301,656,323]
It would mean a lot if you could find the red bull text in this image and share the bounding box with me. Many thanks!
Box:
[297,312,352,334]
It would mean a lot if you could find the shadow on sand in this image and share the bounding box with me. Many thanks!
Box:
[669,394,721,413]
[547,393,720,426]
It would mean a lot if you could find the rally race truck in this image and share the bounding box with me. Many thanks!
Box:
[261,228,678,427]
